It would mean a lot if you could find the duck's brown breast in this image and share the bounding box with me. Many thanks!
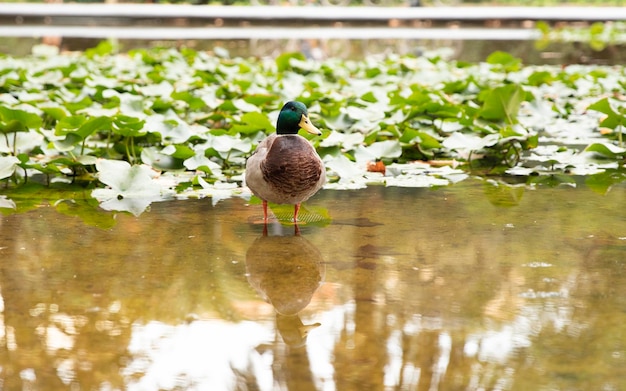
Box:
[260,135,324,203]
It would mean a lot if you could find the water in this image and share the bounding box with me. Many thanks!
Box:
[1,34,626,65]
[1,178,625,390]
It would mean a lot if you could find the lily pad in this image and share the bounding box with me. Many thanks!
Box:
[0,156,19,179]
[92,159,172,216]
[585,142,626,158]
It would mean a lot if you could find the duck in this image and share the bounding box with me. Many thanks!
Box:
[245,101,326,223]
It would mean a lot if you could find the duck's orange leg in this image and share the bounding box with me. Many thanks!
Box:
[263,200,269,223]
[294,203,301,223]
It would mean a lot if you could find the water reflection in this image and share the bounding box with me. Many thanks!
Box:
[0,179,625,389]
[2,35,626,65]
[246,224,324,347]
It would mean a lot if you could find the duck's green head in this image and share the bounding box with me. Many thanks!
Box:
[276,101,321,136]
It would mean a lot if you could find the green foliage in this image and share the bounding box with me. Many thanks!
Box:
[0,106,42,133]
[588,97,626,146]
[1,44,626,215]
[275,52,307,72]
[535,20,626,52]
[478,84,527,123]
[486,51,522,73]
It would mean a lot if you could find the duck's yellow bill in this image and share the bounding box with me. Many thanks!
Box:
[299,115,322,135]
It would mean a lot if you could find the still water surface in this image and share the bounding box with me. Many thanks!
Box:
[1,178,625,390]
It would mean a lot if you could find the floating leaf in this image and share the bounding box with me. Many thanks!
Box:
[230,111,274,135]
[276,52,306,72]
[527,71,554,86]
[585,142,626,158]
[355,140,402,164]
[588,98,626,130]
[92,159,171,216]
[85,40,117,58]
[478,84,526,123]
[0,155,19,179]
[141,147,182,170]
[443,132,500,153]
[112,115,146,137]
[243,94,278,107]
[325,154,362,183]
[171,91,206,111]
[0,195,16,210]
[0,106,43,133]
[486,51,522,72]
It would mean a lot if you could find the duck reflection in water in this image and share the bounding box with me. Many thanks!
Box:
[245,223,325,347]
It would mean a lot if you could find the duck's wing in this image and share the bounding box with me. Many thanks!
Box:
[245,134,277,197]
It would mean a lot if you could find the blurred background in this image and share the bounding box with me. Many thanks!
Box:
[1,0,625,63]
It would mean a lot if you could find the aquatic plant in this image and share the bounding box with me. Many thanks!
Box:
[0,43,625,215]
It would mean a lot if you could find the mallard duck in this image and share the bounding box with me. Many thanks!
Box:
[245,101,326,223]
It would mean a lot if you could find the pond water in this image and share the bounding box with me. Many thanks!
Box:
[2,35,626,66]
[1,178,625,390]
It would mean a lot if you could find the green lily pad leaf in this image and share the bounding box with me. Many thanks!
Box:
[486,51,522,72]
[65,96,94,113]
[113,115,146,137]
[52,132,83,152]
[415,131,442,150]
[78,116,112,139]
[243,94,279,107]
[527,70,554,86]
[41,106,68,121]
[84,39,117,58]
[28,161,65,176]
[478,84,525,123]
[92,159,171,216]
[0,106,43,133]
[56,115,111,139]
[230,111,274,135]
[0,155,19,179]
[162,144,195,160]
[588,98,626,129]
[276,52,307,72]
[585,142,626,158]
[171,91,206,111]
[55,115,87,135]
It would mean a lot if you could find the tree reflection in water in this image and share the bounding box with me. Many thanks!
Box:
[0,181,625,389]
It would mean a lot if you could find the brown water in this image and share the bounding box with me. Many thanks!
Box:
[1,178,625,390]
[2,36,625,66]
